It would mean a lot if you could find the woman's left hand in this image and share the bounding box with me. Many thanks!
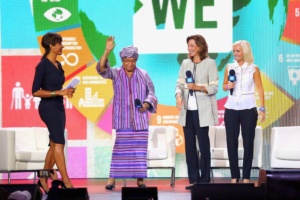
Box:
[259,111,266,123]
[61,87,75,98]
[68,87,76,98]
[139,103,149,112]
[187,83,195,90]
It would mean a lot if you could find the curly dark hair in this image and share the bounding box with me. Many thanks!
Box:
[186,34,208,61]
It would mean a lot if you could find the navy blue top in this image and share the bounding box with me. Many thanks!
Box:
[32,57,65,101]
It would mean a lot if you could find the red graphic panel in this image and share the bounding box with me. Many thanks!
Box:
[217,96,227,125]
[282,0,300,44]
[1,56,86,140]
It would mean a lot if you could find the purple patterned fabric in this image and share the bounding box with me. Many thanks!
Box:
[119,46,139,60]
[96,61,157,131]
[96,59,157,178]
[110,129,148,178]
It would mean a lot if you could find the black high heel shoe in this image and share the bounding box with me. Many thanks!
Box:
[105,182,115,190]
[137,183,147,188]
[38,180,49,194]
[137,178,147,188]
[185,184,194,190]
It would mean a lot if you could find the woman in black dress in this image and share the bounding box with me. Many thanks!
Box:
[32,32,75,193]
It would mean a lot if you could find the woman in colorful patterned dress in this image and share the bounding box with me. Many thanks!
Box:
[96,36,157,190]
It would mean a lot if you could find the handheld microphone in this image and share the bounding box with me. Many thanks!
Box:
[134,99,142,108]
[228,69,236,95]
[186,70,194,96]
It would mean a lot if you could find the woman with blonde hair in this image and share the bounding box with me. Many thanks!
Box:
[223,40,265,183]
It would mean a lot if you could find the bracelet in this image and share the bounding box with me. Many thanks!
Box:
[200,87,204,92]
[259,107,266,112]
[50,91,56,97]
[225,84,228,90]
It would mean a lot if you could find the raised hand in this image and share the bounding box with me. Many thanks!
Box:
[106,36,115,51]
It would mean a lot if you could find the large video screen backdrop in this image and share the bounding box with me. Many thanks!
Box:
[1,0,299,178]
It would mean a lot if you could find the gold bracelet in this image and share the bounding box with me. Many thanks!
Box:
[50,91,56,97]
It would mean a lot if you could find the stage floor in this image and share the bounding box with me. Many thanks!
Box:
[0,177,260,200]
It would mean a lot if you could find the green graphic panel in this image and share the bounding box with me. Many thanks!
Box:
[33,0,79,32]
[94,146,112,178]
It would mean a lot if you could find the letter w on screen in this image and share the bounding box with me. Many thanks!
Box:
[133,0,232,53]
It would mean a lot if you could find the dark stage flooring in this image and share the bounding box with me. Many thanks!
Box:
[0,177,260,195]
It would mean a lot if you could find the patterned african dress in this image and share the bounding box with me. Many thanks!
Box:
[96,60,157,178]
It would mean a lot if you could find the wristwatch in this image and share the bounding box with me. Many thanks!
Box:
[259,107,266,112]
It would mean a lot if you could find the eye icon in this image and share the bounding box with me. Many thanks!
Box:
[44,7,71,22]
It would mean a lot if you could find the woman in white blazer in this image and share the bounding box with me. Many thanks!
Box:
[175,34,219,190]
